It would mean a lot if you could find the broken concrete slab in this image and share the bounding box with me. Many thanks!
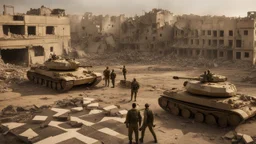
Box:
[223,131,235,139]
[32,115,48,123]
[236,133,243,140]
[118,110,128,115]
[19,128,38,139]
[71,107,83,112]
[242,134,254,144]
[83,97,95,101]
[53,114,70,122]
[2,122,25,130]
[89,109,103,115]
[83,100,92,106]
[87,103,99,109]
[103,105,117,111]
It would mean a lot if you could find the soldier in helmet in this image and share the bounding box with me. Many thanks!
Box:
[122,65,127,81]
[103,67,110,87]
[201,71,207,83]
[207,70,213,82]
[110,69,116,88]
[125,103,142,144]
[131,78,140,102]
[139,103,157,143]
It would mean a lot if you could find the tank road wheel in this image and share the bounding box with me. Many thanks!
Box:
[27,72,33,81]
[159,97,168,108]
[38,78,42,85]
[56,83,62,91]
[206,115,217,125]
[195,112,204,123]
[61,81,67,89]
[51,82,57,90]
[47,81,51,88]
[181,109,191,118]
[218,117,228,128]
[42,79,47,87]
[171,107,180,116]
[33,77,38,84]
[228,114,241,126]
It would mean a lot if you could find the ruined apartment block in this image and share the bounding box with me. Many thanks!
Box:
[173,13,256,64]
[0,5,71,66]
[120,9,177,54]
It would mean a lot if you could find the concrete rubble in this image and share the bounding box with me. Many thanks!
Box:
[0,59,26,93]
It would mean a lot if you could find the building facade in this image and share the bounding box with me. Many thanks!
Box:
[172,14,256,64]
[0,5,71,66]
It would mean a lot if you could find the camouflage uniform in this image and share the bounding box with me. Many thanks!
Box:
[122,66,127,80]
[140,106,157,143]
[131,79,140,101]
[125,107,142,144]
[110,70,116,88]
[207,70,213,82]
[103,67,110,87]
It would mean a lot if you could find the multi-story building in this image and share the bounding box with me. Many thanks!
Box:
[0,5,71,66]
[172,13,256,64]
[120,9,177,54]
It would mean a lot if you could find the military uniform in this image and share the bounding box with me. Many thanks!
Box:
[131,80,140,101]
[122,66,127,80]
[110,70,116,88]
[103,68,110,87]
[139,107,157,143]
[125,108,142,144]
[207,70,213,82]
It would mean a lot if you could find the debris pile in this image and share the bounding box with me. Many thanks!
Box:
[78,50,253,69]
[241,69,256,84]
[223,131,255,144]
[54,97,83,108]
[0,59,27,93]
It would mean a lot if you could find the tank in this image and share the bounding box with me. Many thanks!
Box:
[158,73,256,127]
[26,56,102,92]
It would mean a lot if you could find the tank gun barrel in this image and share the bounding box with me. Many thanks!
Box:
[79,66,93,68]
[173,76,200,81]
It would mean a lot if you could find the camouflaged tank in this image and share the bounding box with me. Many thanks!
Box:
[27,56,102,92]
[159,72,256,127]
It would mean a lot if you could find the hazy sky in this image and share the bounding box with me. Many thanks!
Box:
[0,0,254,17]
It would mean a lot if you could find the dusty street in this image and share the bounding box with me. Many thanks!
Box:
[0,64,256,144]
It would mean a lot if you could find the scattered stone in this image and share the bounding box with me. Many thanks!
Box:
[40,97,49,100]
[2,105,17,115]
[0,125,9,133]
[236,133,243,140]
[40,105,50,109]
[40,121,49,129]
[118,110,128,116]
[89,109,103,115]
[32,115,48,123]
[67,121,83,128]
[79,94,83,96]
[87,103,99,109]
[16,106,26,112]
[242,134,254,144]
[53,114,70,121]
[223,131,235,139]
[71,107,83,112]
[103,105,118,111]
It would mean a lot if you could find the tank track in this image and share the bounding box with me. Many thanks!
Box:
[27,71,74,92]
[159,96,244,127]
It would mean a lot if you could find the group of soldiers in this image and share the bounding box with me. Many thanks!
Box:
[102,66,157,143]
[125,103,157,144]
[201,70,213,83]
[103,66,140,101]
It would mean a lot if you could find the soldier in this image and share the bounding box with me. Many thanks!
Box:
[122,65,127,80]
[131,78,140,102]
[125,103,142,144]
[139,103,157,143]
[207,70,213,82]
[110,69,116,88]
[201,71,207,83]
[103,67,110,87]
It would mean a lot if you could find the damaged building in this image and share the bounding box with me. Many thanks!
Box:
[172,13,256,64]
[0,5,71,66]
[120,9,177,54]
